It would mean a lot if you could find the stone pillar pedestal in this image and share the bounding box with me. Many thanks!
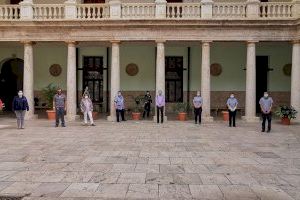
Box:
[243,41,260,122]
[201,0,213,19]
[246,0,260,19]
[109,0,121,19]
[20,0,33,20]
[64,0,77,20]
[291,41,300,122]
[107,41,121,122]
[22,41,36,120]
[66,41,78,121]
[153,40,167,122]
[155,0,167,19]
[293,0,300,18]
[201,41,213,122]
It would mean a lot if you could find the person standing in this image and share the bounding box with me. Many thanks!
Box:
[80,93,95,126]
[156,90,165,124]
[193,91,203,124]
[259,92,273,133]
[12,90,29,129]
[226,93,238,127]
[53,88,66,127]
[143,91,152,119]
[114,91,126,122]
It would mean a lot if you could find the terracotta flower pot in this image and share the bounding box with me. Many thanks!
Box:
[178,112,187,121]
[92,111,98,120]
[132,112,141,120]
[281,117,291,125]
[222,111,229,121]
[46,110,56,120]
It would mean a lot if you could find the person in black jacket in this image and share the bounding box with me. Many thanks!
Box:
[12,90,29,129]
[143,91,152,119]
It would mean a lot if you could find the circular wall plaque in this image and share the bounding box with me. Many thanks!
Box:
[210,63,222,76]
[126,63,139,76]
[283,63,292,76]
[49,64,62,77]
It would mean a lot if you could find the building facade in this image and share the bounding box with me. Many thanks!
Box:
[0,0,299,122]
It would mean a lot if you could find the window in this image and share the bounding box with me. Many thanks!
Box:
[165,56,183,102]
[10,0,21,4]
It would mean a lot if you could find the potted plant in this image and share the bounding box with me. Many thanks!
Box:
[131,95,145,120]
[275,105,297,125]
[173,102,189,121]
[42,83,58,120]
[0,99,4,115]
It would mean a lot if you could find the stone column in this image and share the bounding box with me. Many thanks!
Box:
[107,41,121,122]
[243,41,259,122]
[154,40,167,122]
[201,41,213,122]
[66,41,78,121]
[291,41,300,122]
[22,41,35,119]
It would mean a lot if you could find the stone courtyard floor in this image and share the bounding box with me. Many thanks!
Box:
[0,118,300,200]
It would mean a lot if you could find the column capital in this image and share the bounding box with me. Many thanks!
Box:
[155,40,166,44]
[246,40,259,44]
[292,40,300,44]
[202,40,212,44]
[20,41,36,45]
[110,40,121,44]
[65,41,78,46]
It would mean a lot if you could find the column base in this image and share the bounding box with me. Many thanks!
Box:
[242,116,260,122]
[202,116,214,122]
[153,116,168,123]
[107,115,117,122]
[25,114,38,120]
[66,114,80,121]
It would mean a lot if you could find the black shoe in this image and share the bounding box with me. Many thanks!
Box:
[233,125,236,127]
[91,124,96,126]
[267,129,271,133]
[195,122,197,124]
[261,130,265,132]
[55,125,58,127]
[62,125,66,127]
[229,125,232,127]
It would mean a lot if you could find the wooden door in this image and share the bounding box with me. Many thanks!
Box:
[167,0,183,2]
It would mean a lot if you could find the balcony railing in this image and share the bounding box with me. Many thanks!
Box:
[77,4,109,20]
[122,3,155,19]
[33,4,64,20]
[0,5,20,20]
[0,2,297,21]
[213,3,246,18]
[260,2,294,18]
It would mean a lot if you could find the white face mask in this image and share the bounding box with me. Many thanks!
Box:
[18,92,23,97]
[264,94,268,98]
[230,95,234,98]
[197,93,200,96]
[85,96,88,99]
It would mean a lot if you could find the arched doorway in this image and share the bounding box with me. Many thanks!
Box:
[0,58,24,111]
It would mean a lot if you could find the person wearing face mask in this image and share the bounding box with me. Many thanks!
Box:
[156,90,165,124]
[259,92,273,133]
[114,91,126,122]
[80,92,95,126]
[143,91,152,119]
[226,93,238,127]
[53,88,66,127]
[193,91,203,124]
[12,90,29,129]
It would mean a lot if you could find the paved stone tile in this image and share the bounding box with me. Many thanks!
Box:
[0,182,41,195]
[0,181,13,192]
[117,173,146,184]
[111,164,136,173]
[225,174,259,185]
[199,174,231,185]
[170,157,193,165]
[146,173,174,184]
[251,173,289,186]
[279,174,300,187]
[126,184,158,199]
[159,165,185,173]
[173,173,202,184]
[189,185,223,199]
[148,157,170,165]
[219,185,259,200]
[183,164,210,173]
[60,172,95,183]
[159,184,192,199]
[60,183,99,198]
[251,185,294,200]
[31,183,71,197]
[94,183,128,198]
[0,171,17,181]
[134,164,159,173]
